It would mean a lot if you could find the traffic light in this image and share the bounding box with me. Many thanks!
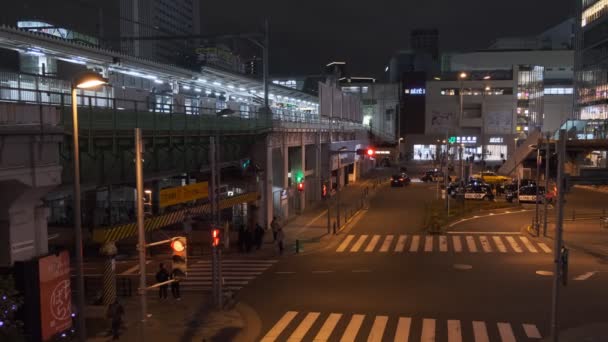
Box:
[211,228,221,247]
[367,148,375,157]
[297,182,304,192]
[171,236,187,278]
[322,184,328,198]
[356,148,376,156]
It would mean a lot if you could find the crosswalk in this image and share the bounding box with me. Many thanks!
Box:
[180,259,277,292]
[260,311,543,341]
[336,234,552,254]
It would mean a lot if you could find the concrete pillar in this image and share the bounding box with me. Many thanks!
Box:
[300,137,306,212]
[282,135,289,220]
[264,135,273,230]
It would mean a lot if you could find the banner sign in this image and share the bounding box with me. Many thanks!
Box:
[39,251,72,341]
[160,182,209,208]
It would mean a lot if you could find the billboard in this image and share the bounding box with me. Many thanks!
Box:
[38,251,72,341]
[160,182,209,208]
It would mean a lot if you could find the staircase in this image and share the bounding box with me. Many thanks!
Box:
[498,129,542,176]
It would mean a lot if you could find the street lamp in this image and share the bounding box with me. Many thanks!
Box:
[71,71,107,342]
[458,72,467,125]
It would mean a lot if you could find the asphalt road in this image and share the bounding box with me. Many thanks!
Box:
[238,182,608,341]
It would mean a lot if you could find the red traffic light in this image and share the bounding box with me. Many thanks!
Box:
[297,182,304,192]
[171,239,186,252]
[367,148,375,156]
[212,229,221,247]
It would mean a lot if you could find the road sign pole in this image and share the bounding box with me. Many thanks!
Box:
[550,129,566,342]
[535,137,541,236]
[135,128,147,340]
[544,133,550,236]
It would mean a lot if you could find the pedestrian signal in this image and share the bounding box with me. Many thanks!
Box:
[297,182,304,192]
[212,229,221,247]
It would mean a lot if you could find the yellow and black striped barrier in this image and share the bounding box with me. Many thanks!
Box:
[92,192,259,244]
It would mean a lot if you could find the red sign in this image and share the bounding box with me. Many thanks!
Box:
[39,251,72,341]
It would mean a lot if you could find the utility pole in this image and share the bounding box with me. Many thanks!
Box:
[535,136,541,236]
[544,133,550,236]
[135,128,147,340]
[550,129,566,342]
[263,19,269,109]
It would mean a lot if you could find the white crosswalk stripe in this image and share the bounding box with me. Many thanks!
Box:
[335,234,551,255]
[395,235,407,252]
[262,312,543,342]
[180,259,276,292]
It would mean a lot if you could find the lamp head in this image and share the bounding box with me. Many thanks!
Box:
[73,71,108,89]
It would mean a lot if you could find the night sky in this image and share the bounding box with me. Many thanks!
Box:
[201,0,574,78]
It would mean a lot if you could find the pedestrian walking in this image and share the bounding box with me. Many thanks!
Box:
[270,216,280,242]
[155,263,169,299]
[246,225,254,253]
[171,268,181,300]
[106,298,124,340]
[254,223,265,250]
[238,224,246,253]
[276,227,285,255]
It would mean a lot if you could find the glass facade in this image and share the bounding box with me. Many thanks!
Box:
[516,65,545,134]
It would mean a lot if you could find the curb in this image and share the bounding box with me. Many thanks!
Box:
[233,302,261,342]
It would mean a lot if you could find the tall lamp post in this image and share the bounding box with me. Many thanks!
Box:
[71,71,108,341]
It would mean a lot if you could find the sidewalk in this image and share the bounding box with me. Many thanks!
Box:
[541,323,608,342]
[544,220,608,260]
[86,292,247,342]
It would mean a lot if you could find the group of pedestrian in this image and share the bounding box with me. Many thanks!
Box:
[155,262,181,300]
[237,222,267,252]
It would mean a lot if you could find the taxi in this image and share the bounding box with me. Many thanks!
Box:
[472,171,509,184]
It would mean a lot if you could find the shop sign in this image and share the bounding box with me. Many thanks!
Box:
[404,88,426,95]
[375,150,391,155]
[489,137,504,143]
[450,136,477,144]
[39,251,72,341]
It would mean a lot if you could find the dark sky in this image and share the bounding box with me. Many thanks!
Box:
[201,0,574,78]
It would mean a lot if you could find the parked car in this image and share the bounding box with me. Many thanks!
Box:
[471,171,509,184]
[464,184,494,201]
[507,184,553,203]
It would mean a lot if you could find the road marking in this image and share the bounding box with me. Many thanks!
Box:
[492,236,508,253]
[380,235,394,252]
[367,316,388,342]
[479,236,492,253]
[365,235,381,252]
[275,271,296,274]
[465,236,477,252]
[472,321,489,342]
[447,320,462,342]
[395,235,407,252]
[447,231,522,235]
[337,235,355,252]
[350,235,368,252]
[452,236,462,253]
[287,312,320,341]
[497,322,516,342]
[313,313,342,341]
[394,317,411,342]
[312,271,334,274]
[519,236,538,253]
[574,272,596,281]
[439,236,448,252]
[260,311,298,342]
[453,264,473,270]
[340,314,364,342]
[421,318,436,342]
[536,270,554,276]
[505,236,523,253]
[410,235,420,252]
[523,323,542,338]
[538,242,552,253]
[424,236,434,252]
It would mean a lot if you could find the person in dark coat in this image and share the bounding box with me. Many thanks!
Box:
[254,223,265,250]
[171,268,181,300]
[245,225,254,253]
[106,298,124,340]
[155,263,170,299]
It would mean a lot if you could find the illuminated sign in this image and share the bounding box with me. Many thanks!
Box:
[375,150,391,155]
[449,136,478,144]
[489,137,504,143]
[404,88,426,95]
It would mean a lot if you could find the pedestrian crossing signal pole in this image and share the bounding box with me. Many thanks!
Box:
[212,228,222,309]
[134,128,147,340]
[550,129,566,342]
